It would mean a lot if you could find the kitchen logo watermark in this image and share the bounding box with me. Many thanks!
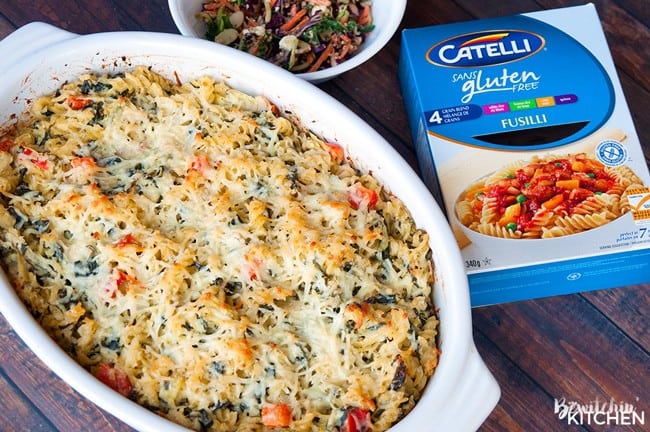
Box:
[554,397,645,426]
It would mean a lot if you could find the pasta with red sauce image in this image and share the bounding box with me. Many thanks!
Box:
[455,152,646,239]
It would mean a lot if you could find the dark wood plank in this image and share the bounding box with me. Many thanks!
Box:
[615,0,650,27]
[473,293,650,432]
[113,0,178,33]
[0,368,57,432]
[453,0,543,18]
[619,73,650,163]
[582,284,650,349]
[0,317,136,432]
[0,0,139,33]
[594,2,650,93]
[533,0,650,92]
[0,13,15,37]
[472,330,590,432]
[403,0,474,27]
[454,0,650,97]
[320,45,417,152]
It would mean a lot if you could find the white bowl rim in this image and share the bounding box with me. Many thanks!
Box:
[167,0,408,82]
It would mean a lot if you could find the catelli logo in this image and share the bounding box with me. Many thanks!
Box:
[426,30,545,67]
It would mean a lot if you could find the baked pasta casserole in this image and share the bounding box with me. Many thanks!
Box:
[0,67,439,431]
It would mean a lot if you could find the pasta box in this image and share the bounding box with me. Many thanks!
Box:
[398,4,650,306]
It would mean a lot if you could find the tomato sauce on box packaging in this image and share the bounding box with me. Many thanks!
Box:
[399,4,650,306]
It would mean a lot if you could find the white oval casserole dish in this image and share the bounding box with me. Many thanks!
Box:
[0,22,499,432]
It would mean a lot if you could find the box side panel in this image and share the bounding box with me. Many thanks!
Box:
[469,247,650,306]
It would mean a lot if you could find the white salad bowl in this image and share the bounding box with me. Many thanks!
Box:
[168,0,407,83]
[0,22,499,432]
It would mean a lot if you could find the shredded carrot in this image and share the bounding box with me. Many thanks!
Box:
[290,16,310,34]
[280,8,307,32]
[336,34,352,60]
[308,41,334,72]
[203,0,237,11]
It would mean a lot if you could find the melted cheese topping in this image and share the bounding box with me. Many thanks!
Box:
[0,67,439,432]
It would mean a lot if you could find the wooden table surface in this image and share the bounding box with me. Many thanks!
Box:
[0,1,648,431]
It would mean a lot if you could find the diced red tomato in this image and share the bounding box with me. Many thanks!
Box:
[71,156,96,168]
[66,95,92,110]
[115,233,138,247]
[18,147,49,170]
[326,142,345,162]
[568,187,594,202]
[262,403,292,428]
[593,178,611,192]
[243,253,263,282]
[347,183,378,210]
[340,408,372,432]
[114,269,136,292]
[269,102,281,116]
[345,302,371,330]
[95,363,132,397]
[101,278,118,299]
[102,268,137,299]
[31,158,49,170]
[0,138,14,152]
[189,155,211,174]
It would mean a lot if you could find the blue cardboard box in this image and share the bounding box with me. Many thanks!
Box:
[399,4,650,306]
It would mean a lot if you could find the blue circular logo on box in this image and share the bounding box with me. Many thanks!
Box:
[595,139,628,166]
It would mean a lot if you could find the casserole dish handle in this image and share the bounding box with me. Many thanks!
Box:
[451,346,501,430]
[0,22,77,70]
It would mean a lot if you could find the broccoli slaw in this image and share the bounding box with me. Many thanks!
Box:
[198,0,374,73]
